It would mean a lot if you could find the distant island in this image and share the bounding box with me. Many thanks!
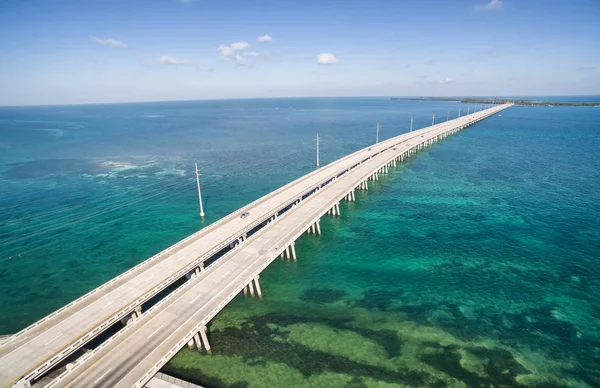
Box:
[390,97,600,107]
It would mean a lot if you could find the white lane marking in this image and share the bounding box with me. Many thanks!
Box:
[220,270,231,279]
[93,367,113,384]
[43,333,63,346]
[103,300,115,308]
[147,325,164,339]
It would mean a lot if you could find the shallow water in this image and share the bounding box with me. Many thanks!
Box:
[1,98,599,387]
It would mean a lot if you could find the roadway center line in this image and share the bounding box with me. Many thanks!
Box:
[103,301,115,308]
[43,334,63,347]
[147,325,164,340]
[219,270,231,279]
[92,368,113,385]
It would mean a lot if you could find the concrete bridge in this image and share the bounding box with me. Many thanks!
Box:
[0,104,511,388]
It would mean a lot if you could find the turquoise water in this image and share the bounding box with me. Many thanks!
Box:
[1,98,599,387]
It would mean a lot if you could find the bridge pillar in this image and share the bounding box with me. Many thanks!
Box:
[331,205,336,216]
[248,280,255,296]
[351,191,356,202]
[285,245,291,260]
[193,332,202,351]
[375,173,379,181]
[188,338,195,349]
[254,277,263,300]
[244,286,248,295]
[311,223,316,234]
[200,326,211,353]
[365,180,369,190]
[335,203,341,216]
[291,242,297,261]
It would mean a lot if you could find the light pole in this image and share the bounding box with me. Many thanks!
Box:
[194,163,205,218]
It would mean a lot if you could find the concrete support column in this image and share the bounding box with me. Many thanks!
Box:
[311,223,316,234]
[248,280,255,296]
[332,205,337,216]
[254,277,263,300]
[351,191,356,201]
[194,332,203,351]
[244,286,248,295]
[291,242,297,261]
[365,180,369,190]
[335,203,341,216]
[187,338,195,349]
[286,245,291,260]
[200,326,211,353]
[316,221,322,235]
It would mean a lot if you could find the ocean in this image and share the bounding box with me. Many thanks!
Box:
[1,97,599,387]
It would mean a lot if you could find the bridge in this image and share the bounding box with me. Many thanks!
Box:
[0,104,511,388]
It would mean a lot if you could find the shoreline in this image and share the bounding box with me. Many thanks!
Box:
[390,97,600,107]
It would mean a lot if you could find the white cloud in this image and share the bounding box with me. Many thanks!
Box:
[257,34,273,43]
[230,41,249,51]
[159,56,189,65]
[218,43,250,66]
[317,53,339,65]
[438,77,455,84]
[475,0,503,11]
[217,45,246,66]
[91,36,127,48]
[244,52,260,57]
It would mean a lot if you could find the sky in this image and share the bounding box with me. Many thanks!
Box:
[0,0,599,105]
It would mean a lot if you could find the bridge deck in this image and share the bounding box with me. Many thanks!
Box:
[44,104,510,388]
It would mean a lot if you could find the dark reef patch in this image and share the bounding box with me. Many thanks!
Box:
[420,344,528,388]
[353,289,399,311]
[299,288,346,304]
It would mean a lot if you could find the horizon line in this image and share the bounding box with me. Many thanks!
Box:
[1,94,599,108]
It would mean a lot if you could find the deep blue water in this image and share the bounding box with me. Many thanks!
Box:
[1,97,599,387]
